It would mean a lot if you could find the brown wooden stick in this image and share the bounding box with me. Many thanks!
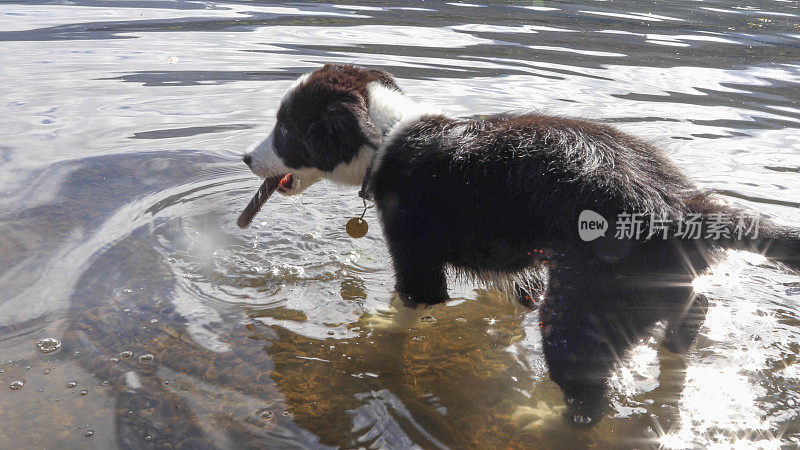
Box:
[237,176,281,228]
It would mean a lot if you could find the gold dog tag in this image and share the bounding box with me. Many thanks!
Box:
[346,217,368,238]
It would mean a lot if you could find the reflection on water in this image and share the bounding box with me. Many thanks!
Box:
[1,0,800,448]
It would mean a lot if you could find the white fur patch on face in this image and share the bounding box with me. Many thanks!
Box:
[245,131,323,196]
[246,131,287,179]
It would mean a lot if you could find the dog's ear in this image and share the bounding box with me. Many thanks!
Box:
[303,100,381,172]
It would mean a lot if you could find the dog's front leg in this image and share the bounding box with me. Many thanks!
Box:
[391,254,448,305]
[383,233,448,304]
[378,196,449,304]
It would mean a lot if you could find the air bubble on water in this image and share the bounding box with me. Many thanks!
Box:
[420,316,437,324]
[67,381,77,388]
[122,288,133,294]
[257,408,273,419]
[138,354,154,363]
[109,357,119,363]
[8,381,24,391]
[80,390,88,396]
[281,410,293,417]
[573,415,592,425]
[84,430,94,437]
[454,317,467,324]
[119,351,133,359]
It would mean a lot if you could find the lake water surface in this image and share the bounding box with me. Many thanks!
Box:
[2,0,800,448]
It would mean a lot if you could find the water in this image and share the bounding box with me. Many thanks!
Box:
[1,0,800,447]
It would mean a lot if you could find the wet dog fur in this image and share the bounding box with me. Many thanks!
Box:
[243,64,800,425]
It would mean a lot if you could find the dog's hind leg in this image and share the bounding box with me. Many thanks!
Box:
[538,266,618,426]
[540,264,671,426]
[662,291,708,354]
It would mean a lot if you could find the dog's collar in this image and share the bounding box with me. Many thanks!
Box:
[358,144,378,202]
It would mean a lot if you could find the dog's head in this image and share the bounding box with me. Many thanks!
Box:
[243,64,402,196]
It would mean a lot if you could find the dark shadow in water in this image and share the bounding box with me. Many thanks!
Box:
[62,226,326,448]
[100,70,301,86]
[130,124,255,139]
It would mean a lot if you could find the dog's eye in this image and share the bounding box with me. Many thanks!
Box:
[274,124,288,150]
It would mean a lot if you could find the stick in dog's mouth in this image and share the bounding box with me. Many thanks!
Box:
[237,173,289,229]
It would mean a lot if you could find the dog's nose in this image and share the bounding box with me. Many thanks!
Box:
[242,154,252,166]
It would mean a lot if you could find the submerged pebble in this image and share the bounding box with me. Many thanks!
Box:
[34,338,63,355]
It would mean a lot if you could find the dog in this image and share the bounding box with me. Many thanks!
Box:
[241,64,800,425]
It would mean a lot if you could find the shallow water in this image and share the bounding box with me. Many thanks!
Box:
[1,0,800,448]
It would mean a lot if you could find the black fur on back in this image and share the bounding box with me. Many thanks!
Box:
[371,113,704,274]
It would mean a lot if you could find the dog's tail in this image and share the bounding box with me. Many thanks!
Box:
[687,195,800,271]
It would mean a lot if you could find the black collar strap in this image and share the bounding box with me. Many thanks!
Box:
[358,144,378,201]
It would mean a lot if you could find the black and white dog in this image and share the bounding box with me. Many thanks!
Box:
[241,64,800,425]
